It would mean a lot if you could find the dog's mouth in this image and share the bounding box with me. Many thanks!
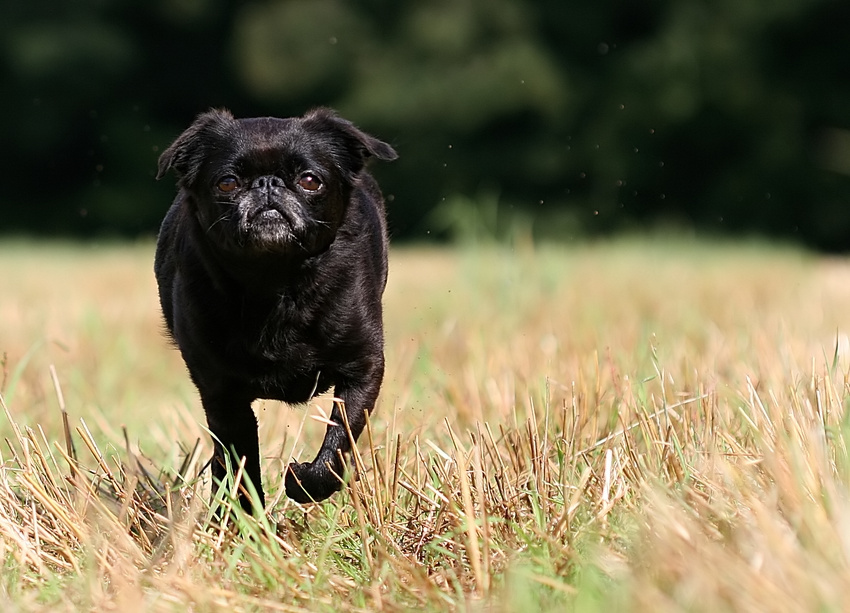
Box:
[248,207,286,225]
[206,202,330,258]
[236,205,307,253]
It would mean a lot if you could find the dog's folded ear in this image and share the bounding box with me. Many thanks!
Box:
[303,108,397,178]
[156,109,236,183]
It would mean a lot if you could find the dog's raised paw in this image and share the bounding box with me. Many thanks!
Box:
[284,460,343,503]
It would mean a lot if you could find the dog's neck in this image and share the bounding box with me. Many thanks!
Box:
[183,208,323,296]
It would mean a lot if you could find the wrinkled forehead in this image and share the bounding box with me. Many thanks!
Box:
[230,117,335,173]
[238,117,297,143]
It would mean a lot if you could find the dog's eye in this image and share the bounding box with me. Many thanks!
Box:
[297,173,322,192]
[216,176,239,193]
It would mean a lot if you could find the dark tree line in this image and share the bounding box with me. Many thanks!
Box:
[2,0,849,248]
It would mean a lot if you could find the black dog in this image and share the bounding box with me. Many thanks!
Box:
[154,108,396,511]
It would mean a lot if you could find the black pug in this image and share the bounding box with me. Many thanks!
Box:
[154,108,397,512]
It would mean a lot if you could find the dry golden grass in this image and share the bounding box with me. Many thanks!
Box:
[1,238,850,611]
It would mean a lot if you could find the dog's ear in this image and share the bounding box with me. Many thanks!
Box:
[303,108,397,177]
[156,109,236,183]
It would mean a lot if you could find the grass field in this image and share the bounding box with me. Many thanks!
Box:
[2,238,850,611]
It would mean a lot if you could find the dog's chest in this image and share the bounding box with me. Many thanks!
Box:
[176,297,329,403]
[222,295,332,395]
[233,295,317,361]
[179,273,357,402]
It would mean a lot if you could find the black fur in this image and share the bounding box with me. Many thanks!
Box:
[154,108,397,511]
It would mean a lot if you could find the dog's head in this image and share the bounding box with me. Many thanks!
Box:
[157,108,397,257]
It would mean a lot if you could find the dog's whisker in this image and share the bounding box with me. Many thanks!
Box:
[206,213,230,233]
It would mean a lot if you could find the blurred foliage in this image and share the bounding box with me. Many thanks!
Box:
[1,0,849,248]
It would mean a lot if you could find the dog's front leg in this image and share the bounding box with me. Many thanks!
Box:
[200,387,265,514]
[285,357,384,503]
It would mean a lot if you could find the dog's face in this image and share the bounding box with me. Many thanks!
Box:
[157,108,396,257]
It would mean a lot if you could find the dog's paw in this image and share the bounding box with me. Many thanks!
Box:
[284,460,344,503]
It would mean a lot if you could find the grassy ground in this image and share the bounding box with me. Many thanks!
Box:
[1,237,850,611]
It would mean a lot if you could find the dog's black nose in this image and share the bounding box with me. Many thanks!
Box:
[250,175,283,190]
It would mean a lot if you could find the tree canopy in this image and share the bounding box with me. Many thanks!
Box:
[3,0,849,248]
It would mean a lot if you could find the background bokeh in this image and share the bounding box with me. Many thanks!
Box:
[3,0,849,248]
